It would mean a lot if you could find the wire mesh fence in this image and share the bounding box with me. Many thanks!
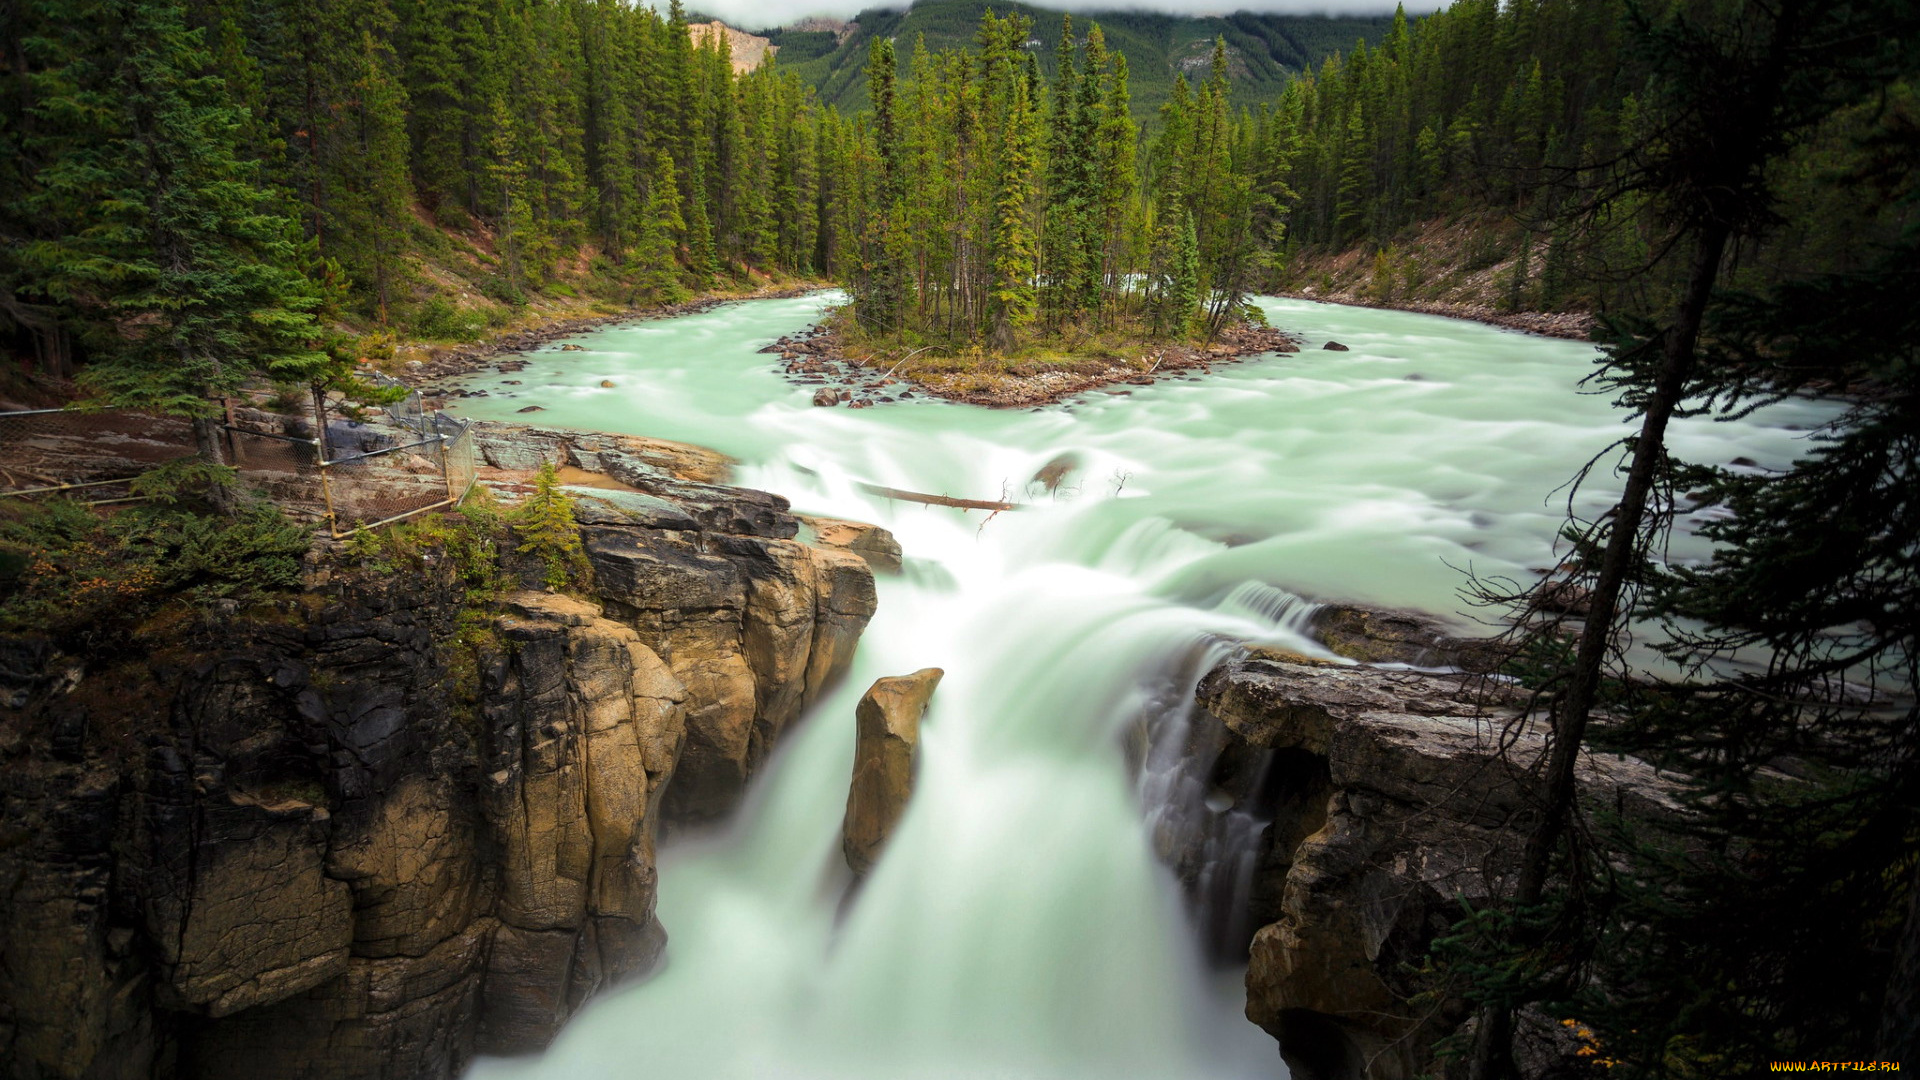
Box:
[223,375,478,537]
[440,412,478,505]
[0,408,198,502]
[3,374,475,536]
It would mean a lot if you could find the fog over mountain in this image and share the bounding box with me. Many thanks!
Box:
[685,0,1437,33]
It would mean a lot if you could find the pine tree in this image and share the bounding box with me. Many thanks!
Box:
[514,461,590,591]
[19,0,333,492]
[392,0,499,217]
[319,7,414,319]
[986,20,1038,350]
[1451,0,1920,1072]
[486,93,535,297]
[633,150,687,302]
[854,35,907,332]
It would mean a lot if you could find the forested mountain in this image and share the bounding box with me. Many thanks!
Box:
[755,0,1394,119]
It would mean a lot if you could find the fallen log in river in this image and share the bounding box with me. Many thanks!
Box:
[855,482,1020,511]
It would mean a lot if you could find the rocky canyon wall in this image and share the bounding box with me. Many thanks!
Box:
[0,443,880,1080]
[1188,633,1680,1080]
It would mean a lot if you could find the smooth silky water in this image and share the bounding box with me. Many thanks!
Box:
[454,294,1835,1080]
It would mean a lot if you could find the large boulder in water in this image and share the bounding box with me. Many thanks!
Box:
[843,668,943,875]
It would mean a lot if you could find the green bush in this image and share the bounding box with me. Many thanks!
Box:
[0,497,311,643]
[480,274,526,307]
[410,295,487,341]
[342,489,508,602]
[512,463,590,591]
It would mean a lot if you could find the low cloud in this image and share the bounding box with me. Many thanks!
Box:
[685,0,1438,35]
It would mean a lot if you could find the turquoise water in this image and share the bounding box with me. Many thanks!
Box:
[455,294,1833,1080]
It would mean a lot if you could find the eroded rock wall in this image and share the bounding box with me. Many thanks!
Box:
[0,469,876,1080]
[1196,647,1679,1080]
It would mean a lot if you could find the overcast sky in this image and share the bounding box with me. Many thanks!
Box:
[687,0,1439,34]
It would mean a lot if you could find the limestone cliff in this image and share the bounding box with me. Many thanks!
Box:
[687,21,776,73]
[0,450,878,1080]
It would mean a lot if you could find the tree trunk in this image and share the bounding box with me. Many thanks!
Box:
[1468,220,1732,1080]
[191,414,236,516]
[1877,817,1920,1063]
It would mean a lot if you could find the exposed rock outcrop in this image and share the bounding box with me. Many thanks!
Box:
[1195,649,1680,1080]
[687,21,775,73]
[0,436,879,1080]
[800,515,904,574]
[475,425,731,484]
[842,669,942,876]
[1308,606,1497,671]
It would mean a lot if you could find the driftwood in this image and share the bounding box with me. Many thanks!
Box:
[856,482,1020,511]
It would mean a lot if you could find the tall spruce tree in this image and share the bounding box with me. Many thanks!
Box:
[20,0,332,485]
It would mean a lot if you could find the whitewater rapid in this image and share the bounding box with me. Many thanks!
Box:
[450,293,1831,1080]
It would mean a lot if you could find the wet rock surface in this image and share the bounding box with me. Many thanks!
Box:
[842,669,942,876]
[798,515,904,574]
[1194,642,1680,1080]
[1307,605,1499,671]
[0,429,879,1080]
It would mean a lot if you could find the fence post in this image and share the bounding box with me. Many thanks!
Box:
[319,455,340,537]
[438,433,455,502]
[311,385,330,465]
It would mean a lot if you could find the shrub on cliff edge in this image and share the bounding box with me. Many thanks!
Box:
[512,464,591,592]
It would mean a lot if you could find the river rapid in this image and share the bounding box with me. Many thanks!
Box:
[449,293,1832,1080]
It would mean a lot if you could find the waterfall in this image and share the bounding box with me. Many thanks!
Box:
[452,292,1836,1080]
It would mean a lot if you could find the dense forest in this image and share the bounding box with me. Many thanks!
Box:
[1257,0,1916,313]
[843,15,1272,350]
[8,0,1908,386]
[1,0,843,394]
[3,0,1918,1074]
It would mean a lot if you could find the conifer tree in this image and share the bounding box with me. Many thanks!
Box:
[633,150,687,302]
[986,20,1038,350]
[486,94,534,296]
[19,0,333,496]
[854,36,906,331]
[319,7,414,319]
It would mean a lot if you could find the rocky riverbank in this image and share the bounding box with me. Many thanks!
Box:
[0,426,886,1080]
[1279,288,1595,340]
[399,283,831,387]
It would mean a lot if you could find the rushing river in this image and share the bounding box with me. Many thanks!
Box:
[452,293,1832,1080]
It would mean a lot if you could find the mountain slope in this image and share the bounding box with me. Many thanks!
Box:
[755,1,1395,119]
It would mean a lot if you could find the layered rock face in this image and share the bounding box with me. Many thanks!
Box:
[0,462,877,1080]
[1193,646,1679,1080]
